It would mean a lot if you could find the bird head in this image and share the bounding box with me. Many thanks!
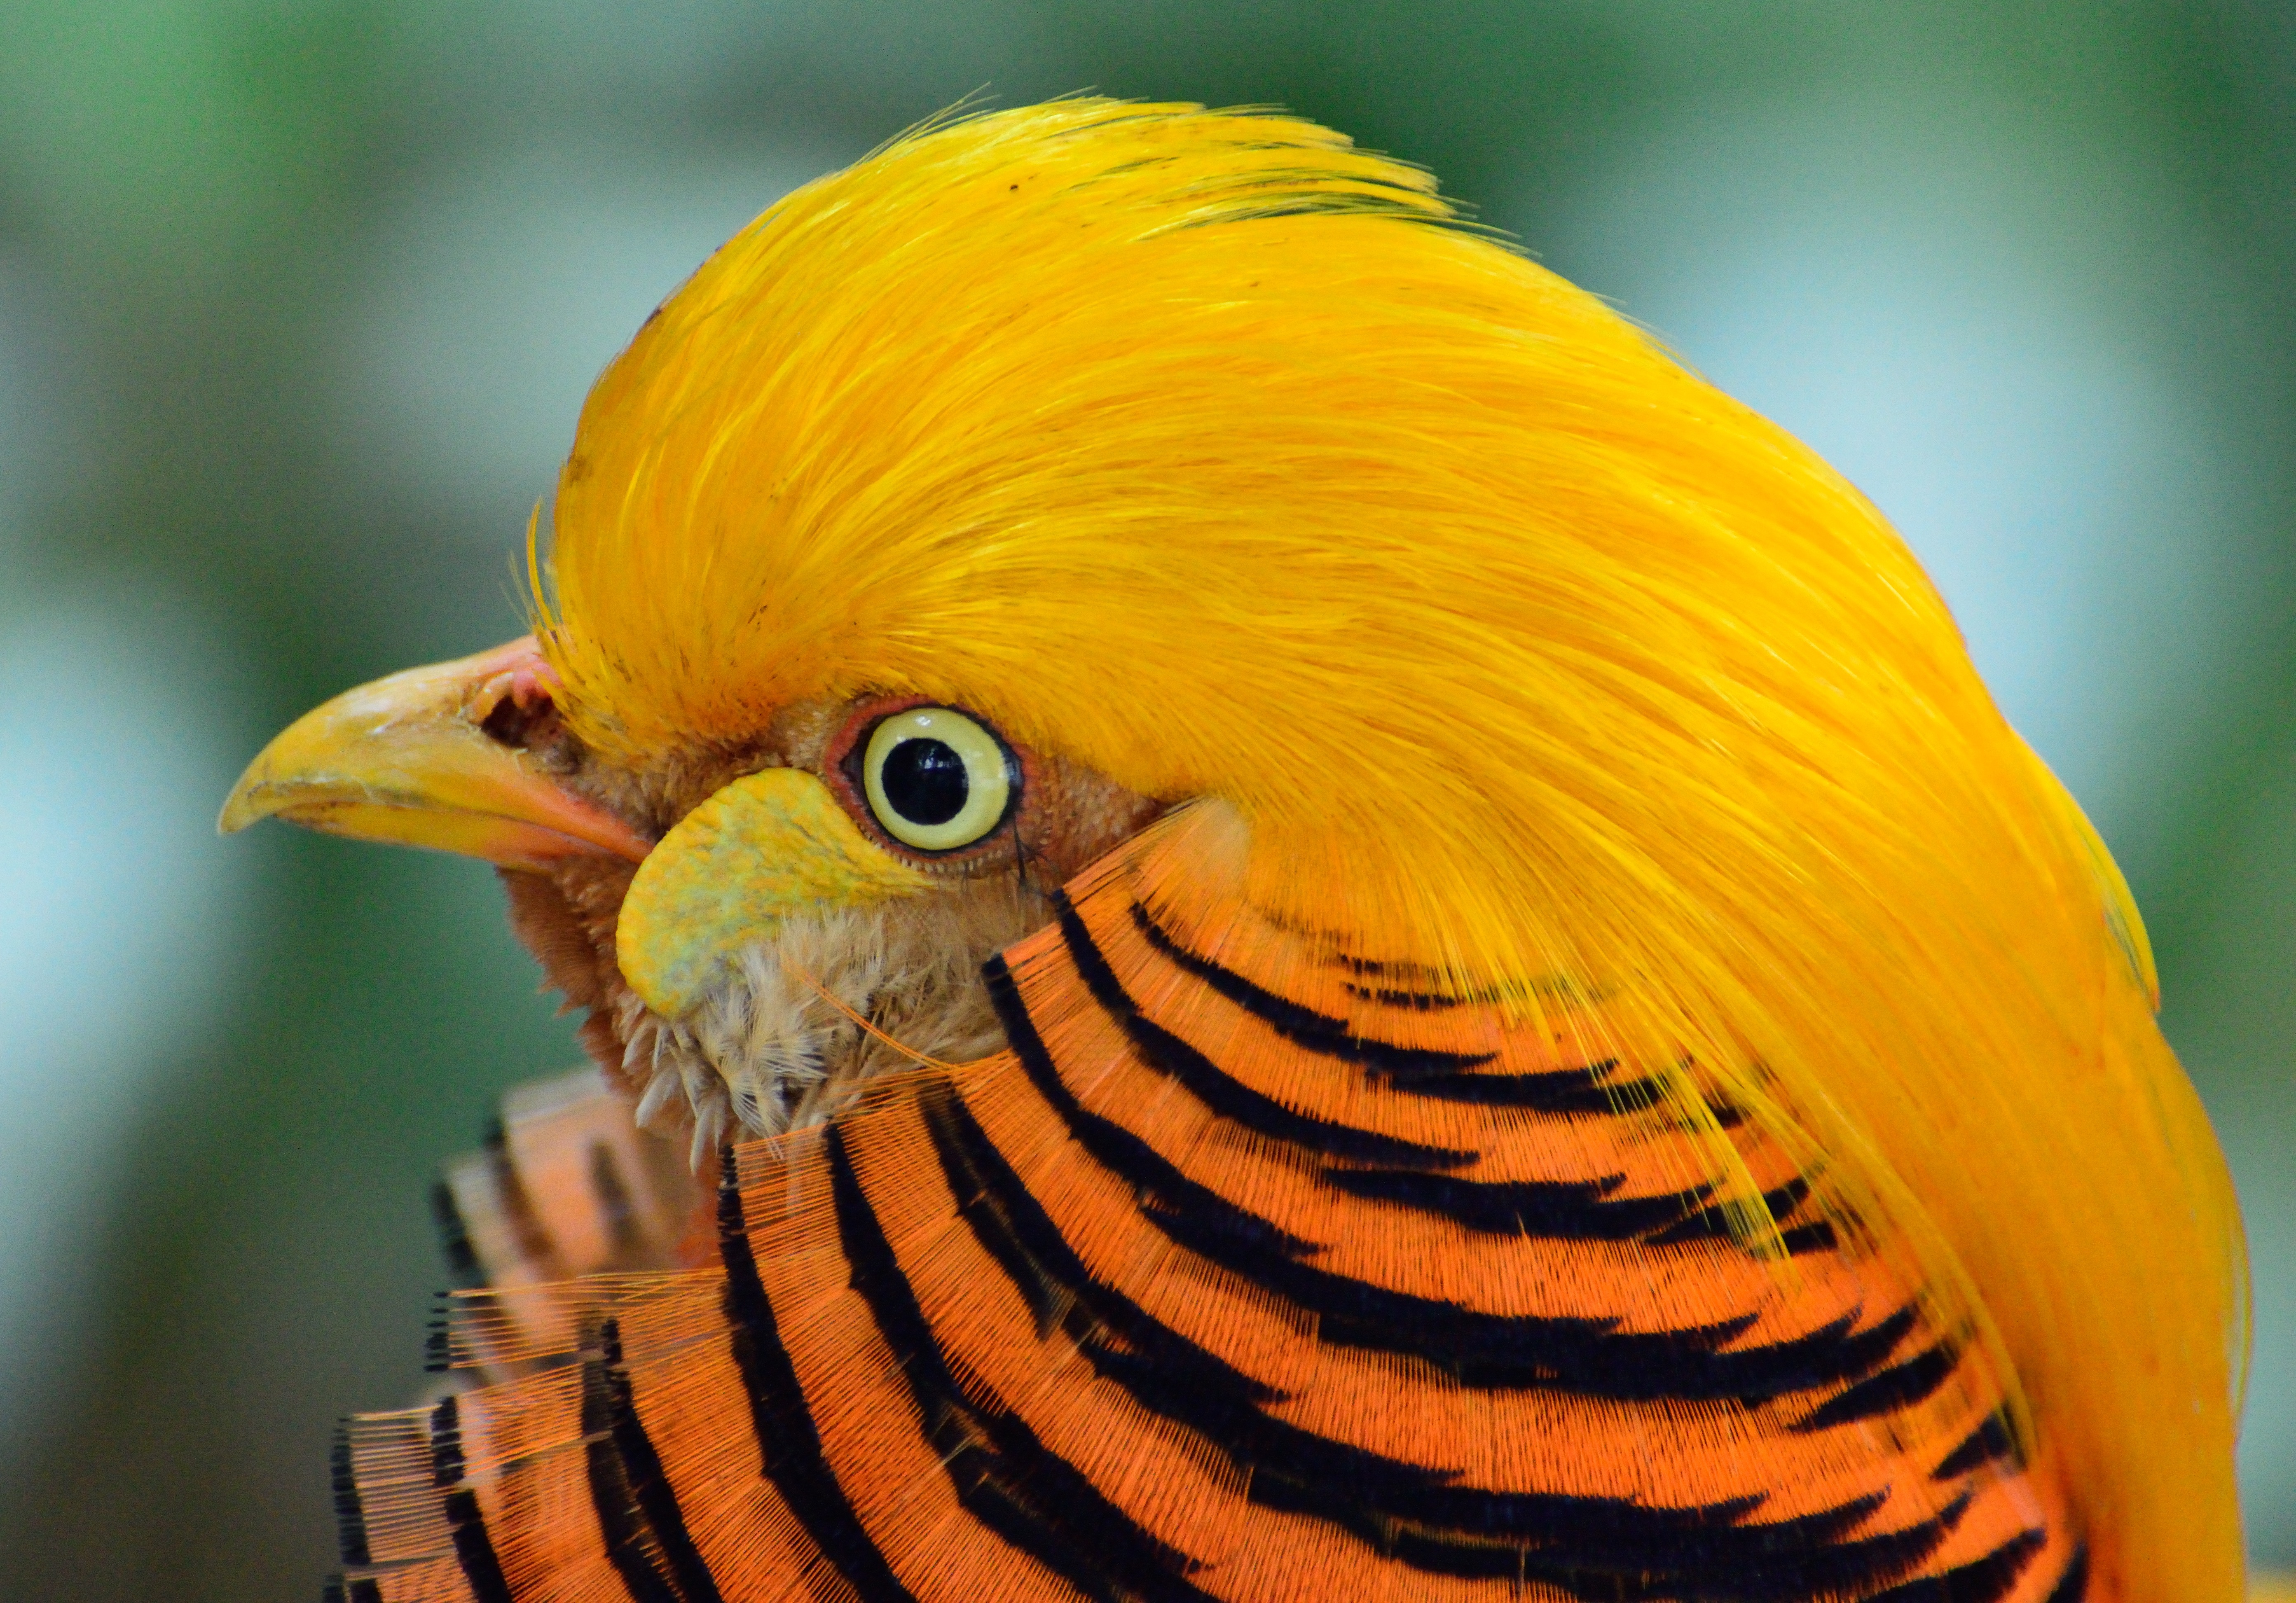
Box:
[221,101,2244,1585]
[229,100,1969,1149]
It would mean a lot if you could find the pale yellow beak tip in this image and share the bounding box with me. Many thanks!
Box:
[217,762,281,837]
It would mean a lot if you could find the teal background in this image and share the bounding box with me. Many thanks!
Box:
[0,3,2288,1593]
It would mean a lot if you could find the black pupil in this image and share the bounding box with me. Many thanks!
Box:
[880,737,971,826]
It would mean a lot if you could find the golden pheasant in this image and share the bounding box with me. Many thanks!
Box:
[222,101,2248,1601]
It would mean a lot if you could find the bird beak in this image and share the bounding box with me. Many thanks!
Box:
[218,636,651,872]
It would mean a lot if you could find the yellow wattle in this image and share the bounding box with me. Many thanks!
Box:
[616,769,930,1018]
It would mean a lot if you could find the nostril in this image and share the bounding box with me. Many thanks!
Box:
[477,672,563,750]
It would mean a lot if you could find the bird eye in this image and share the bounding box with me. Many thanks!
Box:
[859,707,1016,852]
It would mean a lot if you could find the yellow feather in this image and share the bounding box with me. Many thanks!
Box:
[537,99,2247,1594]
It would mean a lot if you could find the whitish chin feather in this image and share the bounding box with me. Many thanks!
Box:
[617,888,1042,1161]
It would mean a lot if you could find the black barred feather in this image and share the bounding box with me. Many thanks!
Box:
[324,850,2088,1601]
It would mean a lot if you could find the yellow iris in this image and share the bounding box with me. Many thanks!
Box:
[860,707,1013,852]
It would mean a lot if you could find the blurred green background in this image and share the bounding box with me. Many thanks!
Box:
[0,2,2289,1594]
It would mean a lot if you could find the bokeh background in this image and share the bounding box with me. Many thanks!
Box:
[0,2,2290,1594]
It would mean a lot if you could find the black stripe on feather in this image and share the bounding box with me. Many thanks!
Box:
[425,1394,515,1603]
[584,1316,724,1603]
[2046,1545,2090,1603]
[1792,1340,1960,1433]
[329,1425,371,1568]
[430,1178,481,1287]
[441,1487,513,1603]
[1343,980,1467,1011]
[1863,1528,2046,1603]
[484,1116,556,1274]
[1781,1220,1840,1255]
[717,1160,919,1603]
[1386,1491,1966,1598]
[1056,899,1472,1169]
[1124,898,1494,1080]
[1649,1174,1837,1256]
[1393,1060,1671,1115]
[1933,1411,2021,1481]
[438,1488,512,1603]
[1648,1175,1809,1244]
[1320,1166,1713,1240]
[429,1393,465,1488]
[825,1123,1215,1603]
[587,1144,646,1263]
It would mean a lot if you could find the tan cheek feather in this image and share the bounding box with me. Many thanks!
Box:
[615,767,931,1017]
